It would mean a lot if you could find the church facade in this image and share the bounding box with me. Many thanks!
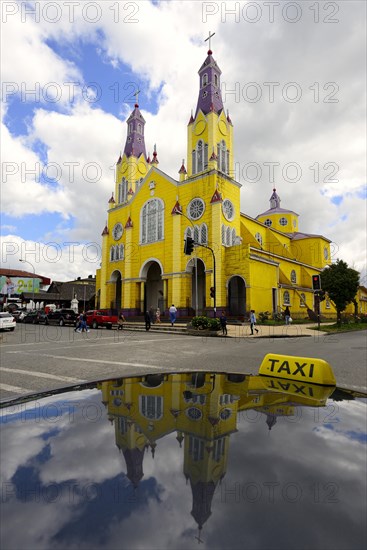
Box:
[95,47,333,319]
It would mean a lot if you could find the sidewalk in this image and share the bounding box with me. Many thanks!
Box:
[225,322,328,338]
[119,321,327,338]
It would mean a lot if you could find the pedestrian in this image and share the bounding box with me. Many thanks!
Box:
[144,311,151,331]
[284,306,291,325]
[75,312,83,332]
[250,310,259,335]
[118,312,126,330]
[149,306,156,324]
[155,307,161,324]
[74,316,80,332]
[169,304,177,326]
[80,311,89,333]
[220,311,227,336]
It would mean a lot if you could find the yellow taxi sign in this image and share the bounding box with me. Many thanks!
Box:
[259,354,336,386]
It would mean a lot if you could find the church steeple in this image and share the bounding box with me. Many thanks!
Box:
[123,101,147,160]
[269,188,281,209]
[187,39,234,180]
[195,49,224,118]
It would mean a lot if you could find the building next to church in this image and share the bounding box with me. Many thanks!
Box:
[95,45,335,319]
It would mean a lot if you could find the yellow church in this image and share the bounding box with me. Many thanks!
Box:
[95,44,333,320]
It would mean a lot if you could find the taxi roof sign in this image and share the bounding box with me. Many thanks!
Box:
[259,354,336,386]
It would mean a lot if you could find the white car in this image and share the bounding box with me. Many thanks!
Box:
[0,312,16,331]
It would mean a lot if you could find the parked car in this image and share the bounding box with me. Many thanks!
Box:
[22,311,46,324]
[86,309,118,329]
[45,308,78,326]
[11,310,26,322]
[0,311,16,331]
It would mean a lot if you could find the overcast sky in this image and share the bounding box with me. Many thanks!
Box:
[1,0,366,283]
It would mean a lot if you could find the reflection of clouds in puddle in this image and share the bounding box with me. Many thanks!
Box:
[1,391,366,550]
[2,483,85,550]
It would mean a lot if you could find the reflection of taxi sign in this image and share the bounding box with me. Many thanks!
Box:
[259,354,336,386]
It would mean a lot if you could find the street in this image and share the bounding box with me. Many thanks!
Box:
[1,325,366,401]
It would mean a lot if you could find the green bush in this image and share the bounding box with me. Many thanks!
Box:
[191,316,220,330]
[191,316,209,329]
[208,318,221,331]
[258,311,270,322]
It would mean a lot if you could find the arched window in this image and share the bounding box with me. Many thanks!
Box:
[200,224,208,245]
[141,198,164,244]
[202,73,208,87]
[221,224,226,245]
[189,436,204,462]
[255,232,263,245]
[226,227,231,246]
[217,140,228,174]
[213,437,225,462]
[214,74,218,87]
[118,244,124,260]
[283,291,290,305]
[300,293,306,307]
[185,227,193,239]
[290,270,297,283]
[231,228,236,246]
[139,395,163,420]
[197,140,203,172]
[137,123,142,134]
[118,178,128,204]
[192,142,208,174]
[110,246,115,261]
[194,226,199,244]
[129,123,133,134]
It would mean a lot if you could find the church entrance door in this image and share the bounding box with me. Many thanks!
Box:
[145,262,164,313]
[228,276,246,316]
[110,271,122,310]
[192,259,206,315]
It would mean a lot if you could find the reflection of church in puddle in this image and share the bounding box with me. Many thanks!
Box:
[99,372,331,538]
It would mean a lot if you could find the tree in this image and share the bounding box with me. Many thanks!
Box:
[321,260,360,324]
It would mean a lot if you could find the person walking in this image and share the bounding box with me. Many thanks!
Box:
[250,310,259,335]
[117,312,126,330]
[75,312,83,332]
[155,307,161,324]
[144,311,151,331]
[169,304,177,326]
[149,306,156,324]
[80,311,89,333]
[220,311,228,336]
[284,306,291,325]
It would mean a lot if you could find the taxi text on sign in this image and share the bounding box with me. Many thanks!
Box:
[258,354,336,386]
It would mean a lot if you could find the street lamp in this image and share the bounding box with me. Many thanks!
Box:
[176,209,199,316]
[19,259,35,309]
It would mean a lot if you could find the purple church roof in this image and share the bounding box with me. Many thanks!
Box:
[195,51,224,118]
[123,104,147,159]
[256,188,299,218]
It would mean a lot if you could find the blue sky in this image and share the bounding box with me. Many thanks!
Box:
[1,0,366,281]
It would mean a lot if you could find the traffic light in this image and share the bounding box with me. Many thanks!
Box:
[184,237,194,255]
[210,287,215,299]
[312,274,321,291]
[316,290,326,302]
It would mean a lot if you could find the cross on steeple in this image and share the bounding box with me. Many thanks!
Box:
[205,31,215,52]
[133,88,141,106]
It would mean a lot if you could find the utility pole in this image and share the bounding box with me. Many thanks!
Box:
[176,210,199,316]
[19,259,35,309]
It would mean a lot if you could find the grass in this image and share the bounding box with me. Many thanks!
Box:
[309,322,367,333]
